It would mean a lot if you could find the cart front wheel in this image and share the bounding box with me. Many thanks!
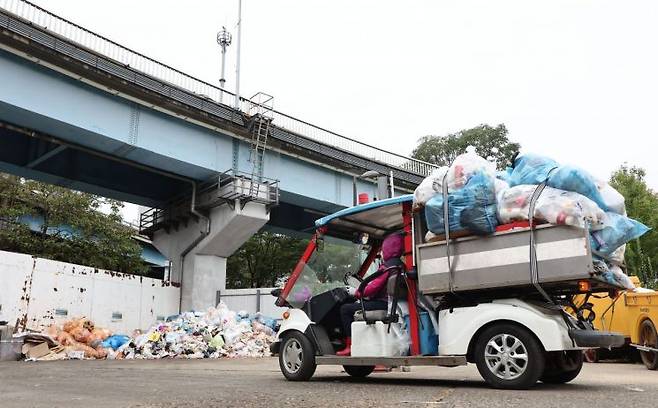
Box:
[639,319,658,370]
[279,331,317,381]
[474,323,545,389]
[343,365,375,378]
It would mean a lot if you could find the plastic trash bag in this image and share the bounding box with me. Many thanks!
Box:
[496,167,513,184]
[596,178,626,215]
[445,147,496,191]
[547,165,608,212]
[100,335,130,350]
[413,166,448,206]
[608,244,626,266]
[497,185,606,229]
[509,154,559,186]
[510,154,611,212]
[590,212,650,257]
[208,333,225,350]
[599,263,636,291]
[425,171,498,235]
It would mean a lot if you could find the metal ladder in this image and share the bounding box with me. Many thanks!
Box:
[247,92,274,197]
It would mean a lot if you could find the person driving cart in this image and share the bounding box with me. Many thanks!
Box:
[336,233,405,356]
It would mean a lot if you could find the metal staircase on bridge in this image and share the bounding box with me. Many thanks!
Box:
[139,171,279,237]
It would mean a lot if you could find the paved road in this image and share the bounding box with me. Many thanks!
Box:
[0,358,656,407]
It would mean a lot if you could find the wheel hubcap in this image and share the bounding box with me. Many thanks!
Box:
[283,338,303,374]
[484,333,528,380]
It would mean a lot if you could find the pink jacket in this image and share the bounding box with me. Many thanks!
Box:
[355,233,404,300]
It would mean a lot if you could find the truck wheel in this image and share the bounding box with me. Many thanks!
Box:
[540,351,583,384]
[639,319,658,370]
[343,365,375,378]
[279,331,317,381]
[474,323,545,389]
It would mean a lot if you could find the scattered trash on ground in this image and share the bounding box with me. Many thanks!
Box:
[9,302,278,361]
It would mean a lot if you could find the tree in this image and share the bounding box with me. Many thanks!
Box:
[610,166,658,287]
[412,124,520,170]
[0,174,148,275]
[226,231,308,288]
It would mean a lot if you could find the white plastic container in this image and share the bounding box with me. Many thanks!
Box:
[351,321,405,357]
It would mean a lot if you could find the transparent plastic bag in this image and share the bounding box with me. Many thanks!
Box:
[496,185,605,229]
[445,147,496,191]
[590,212,650,257]
[595,178,626,215]
[413,166,448,206]
[424,171,498,235]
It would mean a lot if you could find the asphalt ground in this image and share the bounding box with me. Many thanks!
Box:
[0,358,656,408]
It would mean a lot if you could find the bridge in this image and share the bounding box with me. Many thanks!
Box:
[0,1,436,310]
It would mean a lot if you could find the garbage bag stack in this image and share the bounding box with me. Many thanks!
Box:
[30,302,278,361]
[414,149,651,291]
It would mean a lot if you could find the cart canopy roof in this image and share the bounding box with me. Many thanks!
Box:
[314,194,412,239]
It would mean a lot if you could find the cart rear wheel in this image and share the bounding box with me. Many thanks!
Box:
[540,350,583,384]
[639,319,658,370]
[279,331,317,381]
[343,365,375,378]
[474,323,545,389]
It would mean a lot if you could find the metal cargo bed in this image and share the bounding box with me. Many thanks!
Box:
[417,224,613,296]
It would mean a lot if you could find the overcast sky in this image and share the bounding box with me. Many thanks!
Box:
[26,1,658,220]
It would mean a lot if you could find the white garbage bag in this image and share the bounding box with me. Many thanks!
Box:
[413,166,448,206]
[445,147,496,191]
[497,185,606,229]
[596,178,626,215]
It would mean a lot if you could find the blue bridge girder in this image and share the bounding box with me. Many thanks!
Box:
[0,4,434,233]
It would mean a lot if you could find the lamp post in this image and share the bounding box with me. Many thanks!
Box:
[216,27,232,103]
[352,170,395,206]
[234,0,242,110]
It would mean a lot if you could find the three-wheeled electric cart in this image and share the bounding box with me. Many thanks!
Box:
[270,195,625,389]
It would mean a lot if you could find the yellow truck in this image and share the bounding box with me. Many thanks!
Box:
[579,277,658,369]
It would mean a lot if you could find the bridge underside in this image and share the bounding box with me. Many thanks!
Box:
[0,6,426,310]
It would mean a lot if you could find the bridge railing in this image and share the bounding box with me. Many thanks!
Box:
[0,0,438,177]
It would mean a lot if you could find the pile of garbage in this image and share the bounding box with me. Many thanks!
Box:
[414,148,650,291]
[23,302,278,361]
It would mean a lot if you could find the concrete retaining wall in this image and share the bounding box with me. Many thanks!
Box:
[218,288,287,318]
[0,250,180,333]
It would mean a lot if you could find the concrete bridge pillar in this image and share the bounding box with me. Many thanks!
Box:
[151,201,269,312]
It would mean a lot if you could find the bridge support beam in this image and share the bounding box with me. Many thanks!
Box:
[151,201,269,311]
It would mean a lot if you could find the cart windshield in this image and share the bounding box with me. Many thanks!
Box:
[285,236,376,308]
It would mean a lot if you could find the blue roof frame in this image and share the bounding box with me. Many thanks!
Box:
[315,194,413,228]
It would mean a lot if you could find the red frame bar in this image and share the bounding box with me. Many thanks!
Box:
[276,229,323,307]
[402,202,421,355]
[357,242,382,278]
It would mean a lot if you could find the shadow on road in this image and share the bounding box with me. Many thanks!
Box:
[307,374,605,392]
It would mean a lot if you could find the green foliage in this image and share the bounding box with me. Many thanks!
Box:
[609,166,658,288]
[226,231,308,288]
[0,174,148,275]
[412,124,520,170]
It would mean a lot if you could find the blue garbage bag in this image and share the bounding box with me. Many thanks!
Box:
[508,154,559,186]
[590,212,650,257]
[547,165,607,212]
[510,154,610,211]
[101,334,130,350]
[496,167,513,184]
[424,171,498,235]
